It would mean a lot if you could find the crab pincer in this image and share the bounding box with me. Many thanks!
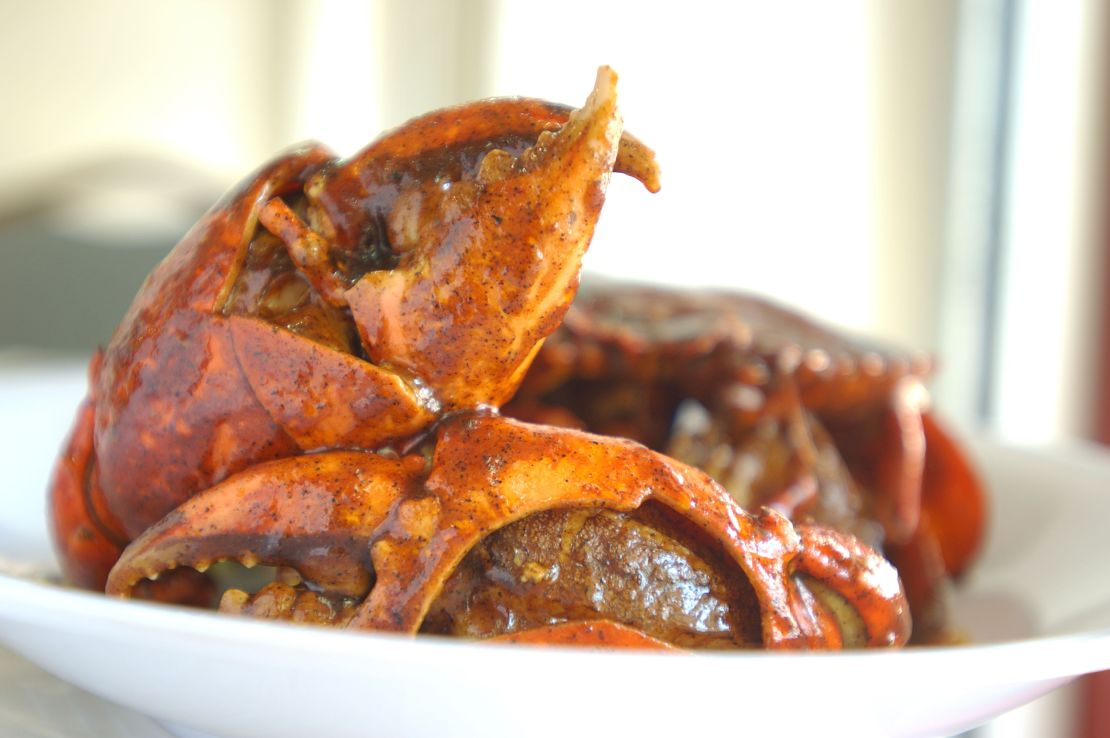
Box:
[106,414,909,650]
[259,66,639,409]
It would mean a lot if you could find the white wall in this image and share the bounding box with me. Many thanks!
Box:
[4,1,1104,438]
[0,2,955,352]
[491,1,881,340]
[0,2,280,185]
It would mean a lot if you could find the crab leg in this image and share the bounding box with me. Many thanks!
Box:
[918,412,986,576]
[104,414,909,650]
[356,414,910,649]
[881,414,985,643]
[794,526,911,647]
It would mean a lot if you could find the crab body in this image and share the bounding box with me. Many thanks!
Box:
[506,285,985,642]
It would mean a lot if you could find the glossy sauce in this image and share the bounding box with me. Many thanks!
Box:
[222,222,360,356]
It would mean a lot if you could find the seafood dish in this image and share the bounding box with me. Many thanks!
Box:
[48,67,983,650]
[507,286,984,643]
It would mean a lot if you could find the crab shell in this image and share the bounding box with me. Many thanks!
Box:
[103,413,911,649]
[506,285,986,642]
[49,68,661,591]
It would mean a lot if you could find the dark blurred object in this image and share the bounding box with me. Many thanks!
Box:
[0,155,220,354]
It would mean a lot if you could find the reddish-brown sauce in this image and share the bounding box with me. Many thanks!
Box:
[222,224,359,355]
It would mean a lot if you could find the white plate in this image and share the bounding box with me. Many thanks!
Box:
[2,365,1110,738]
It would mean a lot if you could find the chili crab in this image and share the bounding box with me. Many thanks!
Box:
[49,68,911,649]
[103,412,909,649]
[506,285,985,642]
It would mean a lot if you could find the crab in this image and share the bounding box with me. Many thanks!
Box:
[49,68,912,650]
[505,285,986,642]
[102,412,909,649]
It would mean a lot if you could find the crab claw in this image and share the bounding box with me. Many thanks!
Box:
[918,412,986,577]
[259,66,650,410]
[104,414,908,650]
[347,66,627,408]
[882,413,985,643]
[105,452,425,599]
[358,414,909,648]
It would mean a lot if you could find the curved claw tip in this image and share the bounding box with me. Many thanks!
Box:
[593,66,661,194]
[584,65,621,152]
[593,65,618,104]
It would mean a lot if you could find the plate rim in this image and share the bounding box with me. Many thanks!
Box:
[2,567,1109,686]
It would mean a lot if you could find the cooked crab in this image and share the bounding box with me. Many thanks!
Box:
[104,412,910,649]
[506,284,985,642]
[50,69,913,650]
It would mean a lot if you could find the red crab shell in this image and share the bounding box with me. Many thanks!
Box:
[102,411,910,649]
[48,69,913,651]
[506,284,986,642]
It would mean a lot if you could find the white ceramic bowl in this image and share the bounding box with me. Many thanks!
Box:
[2,364,1109,738]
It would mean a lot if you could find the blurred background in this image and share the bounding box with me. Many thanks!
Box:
[0,1,1107,735]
